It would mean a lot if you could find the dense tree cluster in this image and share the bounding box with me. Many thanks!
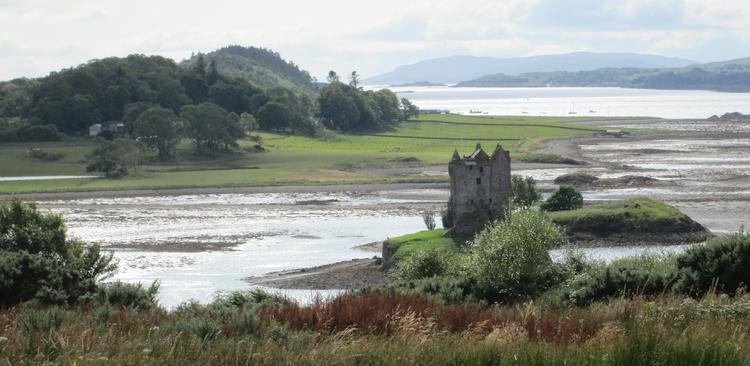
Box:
[183,46,317,92]
[0,53,314,139]
[317,79,414,131]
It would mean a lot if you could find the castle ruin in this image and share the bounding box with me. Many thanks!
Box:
[448,143,511,234]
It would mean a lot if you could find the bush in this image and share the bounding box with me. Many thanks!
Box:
[358,276,478,305]
[511,175,541,207]
[469,208,564,302]
[562,263,672,305]
[673,231,750,296]
[541,185,583,212]
[422,211,436,230]
[0,199,116,305]
[18,307,65,333]
[26,148,63,162]
[175,317,222,340]
[392,250,457,281]
[97,281,160,310]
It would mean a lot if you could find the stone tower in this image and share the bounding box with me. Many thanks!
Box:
[448,143,511,235]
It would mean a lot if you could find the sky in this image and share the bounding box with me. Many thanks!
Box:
[1,0,749,81]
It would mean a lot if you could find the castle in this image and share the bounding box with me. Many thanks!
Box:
[448,143,511,234]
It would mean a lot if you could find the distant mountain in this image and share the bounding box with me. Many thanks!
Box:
[456,57,750,92]
[364,52,695,85]
[181,46,316,92]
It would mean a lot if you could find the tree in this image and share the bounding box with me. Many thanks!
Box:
[401,98,419,119]
[122,101,158,135]
[349,71,360,88]
[374,89,401,124]
[326,70,339,83]
[207,60,220,86]
[86,138,146,178]
[180,102,237,157]
[256,102,289,131]
[134,107,180,160]
[541,185,584,211]
[317,82,359,131]
[239,112,259,132]
[511,175,541,207]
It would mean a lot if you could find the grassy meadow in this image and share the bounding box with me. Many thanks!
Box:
[0,114,600,194]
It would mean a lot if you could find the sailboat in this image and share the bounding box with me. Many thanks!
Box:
[568,102,577,115]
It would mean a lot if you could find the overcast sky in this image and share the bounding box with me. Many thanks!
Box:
[1,0,749,81]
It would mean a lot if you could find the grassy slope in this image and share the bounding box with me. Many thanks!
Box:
[547,198,706,234]
[0,114,599,194]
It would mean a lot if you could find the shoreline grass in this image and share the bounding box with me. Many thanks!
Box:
[0,114,599,194]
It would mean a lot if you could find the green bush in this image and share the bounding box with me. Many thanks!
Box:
[562,263,672,305]
[0,250,87,305]
[18,307,65,333]
[469,208,564,302]
[392,250,458,281]
[673,231,750,296]
[228,310,262,336]
[0,199,116,305]
[541,185,583,212]
[511,175,541,207]
[175,317,222,340]
[97,281,160,310]
[358,276,478,305]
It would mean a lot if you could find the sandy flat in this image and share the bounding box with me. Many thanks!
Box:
[246,258,391,290]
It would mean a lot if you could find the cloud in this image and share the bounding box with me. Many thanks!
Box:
[0,0,748,81]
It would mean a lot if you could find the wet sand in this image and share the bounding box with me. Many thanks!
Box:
[246,258,391,290]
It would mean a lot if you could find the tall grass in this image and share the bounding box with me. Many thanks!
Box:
[2,292,749,365]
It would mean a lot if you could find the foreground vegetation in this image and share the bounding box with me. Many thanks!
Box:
[3,199,750,364]
[3,291,750,365]
[0,114,598,194]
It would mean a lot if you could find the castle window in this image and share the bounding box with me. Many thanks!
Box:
[489,199,493,203]
[479,167,484,174]
[476,177,481,184]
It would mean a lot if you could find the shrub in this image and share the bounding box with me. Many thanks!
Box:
[26,148,63,162]
[211,288,286,309]
[0,199,116,305]
[0,250,87,305]
[422,211,436,230]
[392,250,457,281]
[469,208,564,302]
[175,317,222,340]
[228,310,262,336]
[563,263,672,305]
[18,307,65,333]
[511,175,541,207]
[97,281,160,310]
[362,276,478,305]
[541,185,583,212]
[673,230,750,296]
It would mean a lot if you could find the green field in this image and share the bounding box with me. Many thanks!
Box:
[0,114,601,194]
